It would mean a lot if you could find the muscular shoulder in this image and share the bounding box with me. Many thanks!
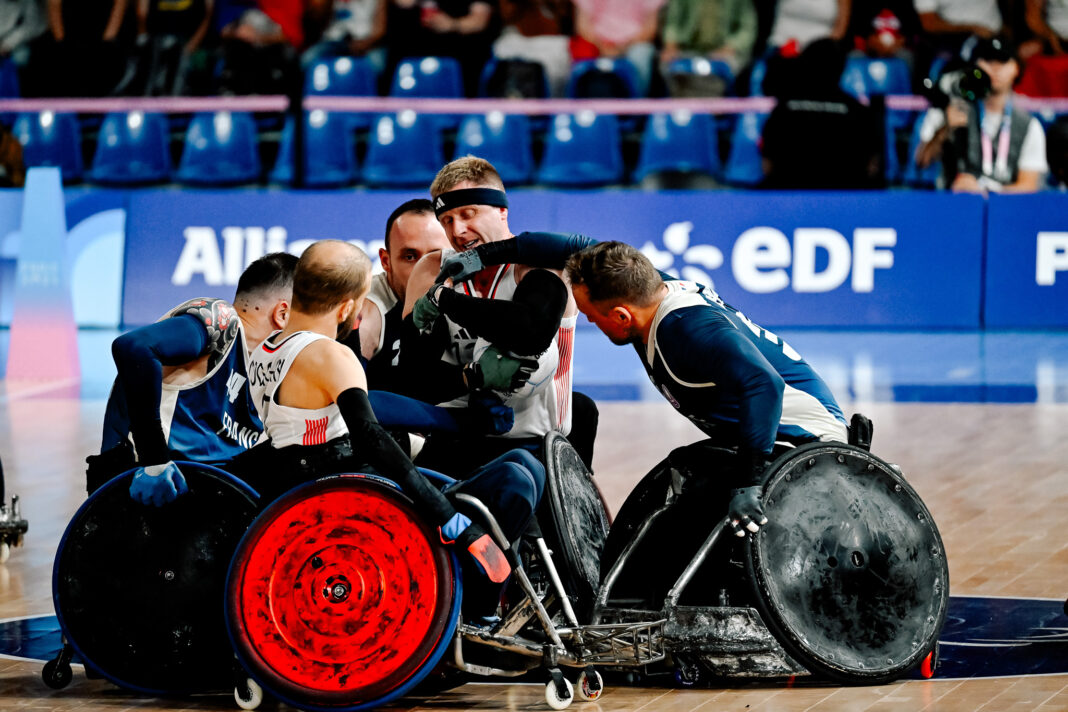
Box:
[291,337,367,400]
[166,297,240,367]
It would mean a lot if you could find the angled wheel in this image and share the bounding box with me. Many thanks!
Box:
[52,463,259,694]
[746,443,949,685]
[227,474,460,711]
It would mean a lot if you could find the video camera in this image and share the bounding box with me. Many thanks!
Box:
[922,65,991,109]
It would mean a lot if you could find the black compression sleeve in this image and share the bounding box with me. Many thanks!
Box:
[111,313,211,464]
[394,314,468,403]
[436,269,568,355]
[337,388,456,526]
[475,232,597,270]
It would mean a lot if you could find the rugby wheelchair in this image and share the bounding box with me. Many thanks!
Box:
[45,420,948,710]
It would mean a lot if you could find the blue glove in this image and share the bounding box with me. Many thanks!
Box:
[412,284,444,335]
[440,512,511,584]
[728,486,768,537]
[436,249,485,284]
[469,392,515,435]
[130,461,188,506]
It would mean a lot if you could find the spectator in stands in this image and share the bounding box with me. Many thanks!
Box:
[571,0,666,97]
[303,0,387,74]
[1015,0,1068,97]
[767,0,852,53]
[134,0,214,95]
[761,38,883,189]
[658,0,758,96]
[0,0,48,73]
[0,123,25,188]
[27,0,133,97]
[912,0,1002,79]
[386,0,497,97]
[1047,115,1068,188]
[915,36,1048,193]
[216,0,306,94]
[848,2,920,63]
[492,0,572,97]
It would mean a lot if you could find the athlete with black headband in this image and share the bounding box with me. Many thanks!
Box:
[397,156,599,475]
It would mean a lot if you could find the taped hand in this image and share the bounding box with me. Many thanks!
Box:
[412,284,444,334]
[440,512,511,583]
[129,461,188,506]
[464,345,538,392]
[728,486,767,537]
[436,249,484,284]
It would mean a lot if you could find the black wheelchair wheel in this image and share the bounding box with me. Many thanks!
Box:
[746,443,949,685]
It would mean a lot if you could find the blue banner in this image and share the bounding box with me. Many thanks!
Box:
[985,193,1068,328]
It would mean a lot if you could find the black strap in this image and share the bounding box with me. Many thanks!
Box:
[433,188,508,217]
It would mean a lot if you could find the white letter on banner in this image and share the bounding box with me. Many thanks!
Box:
[851,228,896,293]
[792,228,851,292]
[1036,232,1068,286]
[266,226,288,254]
[733,227,790,293]
[221,227,245,284]
[173,227,224,285]
[243,226,266,267]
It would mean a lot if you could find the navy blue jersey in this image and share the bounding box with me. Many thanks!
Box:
[640,281,847,453]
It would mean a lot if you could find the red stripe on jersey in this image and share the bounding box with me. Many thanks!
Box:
[303,416,328,446]
[554,325,574,427]
[488,265,511,299]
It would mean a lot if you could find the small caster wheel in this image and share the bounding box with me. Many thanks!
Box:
[0,541,10,565]
[673,665,699,688]
[545,676,574,710]
[920,643,939,679]
[234,677,263,710]
[577,669,603,701]
[43,659,73,690]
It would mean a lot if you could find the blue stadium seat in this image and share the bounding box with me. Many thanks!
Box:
[536,112,623,187]
[453,112,533,185]
[567,58,641,98]
[176,111,261,186]
[902,112,940,189]
[362,111,445,188]
[389,57,463,129]
[305,56,377,129]
[665,56,735,96]
[0,58,19,126]
[270,110,357,188]
[723,111,767,187]
[478,56,549,98]
[12,112,83,183]
[634,111,721,183]
[748,56,769,96]
[88,112,171,185]
[840,56,911,101]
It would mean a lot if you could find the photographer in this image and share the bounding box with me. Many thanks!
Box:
[916,36,1048,194]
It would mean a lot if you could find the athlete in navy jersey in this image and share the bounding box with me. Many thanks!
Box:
[565,241,847,537]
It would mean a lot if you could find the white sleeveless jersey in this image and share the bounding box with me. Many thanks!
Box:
[248,330,349,448]
[439,257,574,438]
[365,271,398,357]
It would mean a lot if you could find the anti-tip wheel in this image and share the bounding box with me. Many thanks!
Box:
[0,541,10,564]
[234,677,263,710]
[576,670,603,701]
[42,659,73,690]
[545,677,574,710]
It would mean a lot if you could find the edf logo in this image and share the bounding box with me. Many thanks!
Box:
[1036,232,1068,285]
[646,222,896,294]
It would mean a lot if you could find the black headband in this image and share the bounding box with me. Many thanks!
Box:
[433,188,509,217]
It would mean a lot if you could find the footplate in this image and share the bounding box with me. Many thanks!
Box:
[569,617,667,666]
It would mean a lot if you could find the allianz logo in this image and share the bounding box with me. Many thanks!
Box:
[171,227,384,286]
[640,221,897,294]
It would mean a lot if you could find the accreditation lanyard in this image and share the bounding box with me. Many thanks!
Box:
[977,101,1013,180]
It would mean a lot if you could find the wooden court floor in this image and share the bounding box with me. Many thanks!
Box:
[0,387,1065,712]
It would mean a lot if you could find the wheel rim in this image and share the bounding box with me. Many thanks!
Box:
[229,476,457,707]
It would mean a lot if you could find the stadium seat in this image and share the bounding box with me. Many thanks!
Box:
[723,110,767,187]
[536,112,623,187]
[453,112,533,185]
[478,56,549,99]
[664,56,734,97]
[0,58,19,126]
[902,113,940,189]
[176,111,261,186]
[567,58,640,98]
[305,55,377,129]
[362,111,445,188]
[270,110,357,188]
[634,111,721,184]
[88,111,171,185]
[389,56,463,129]
[12,112,83,183]
[840,56,911,101]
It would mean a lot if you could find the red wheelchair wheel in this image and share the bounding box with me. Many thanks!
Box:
[227,475,458,709]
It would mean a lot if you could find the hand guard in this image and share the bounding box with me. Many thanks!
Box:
[440,512,512,583]
[468,392,515,435]
[412,284,444,335]
[463,345,538,392]
[728,486,768,537]
[436,249,484,284]
[129,461,188,506]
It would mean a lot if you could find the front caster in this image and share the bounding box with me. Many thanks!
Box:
[544,668,573,710]
[234,676,263,710]
[42,645,73,690]
[577,668,603,701]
